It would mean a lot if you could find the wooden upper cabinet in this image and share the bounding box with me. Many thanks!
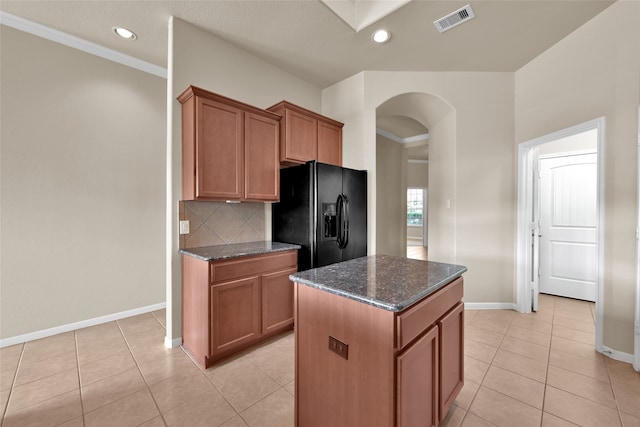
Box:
[244,112,279,201]
[197,97,244,200]
[284,109,317,163]
[317,120,342,166]
[178,86,281,201]
[267,101,343,167]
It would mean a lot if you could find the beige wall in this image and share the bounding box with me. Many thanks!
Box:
[515,1,640,354]
[323,72,515,304]
[407,162,428,187]
[427,112,457,264]
[0,27,166,339]
[407,226,423,241]
[376,135,407,256]
[538,128,598,156]
[168,18,323,342]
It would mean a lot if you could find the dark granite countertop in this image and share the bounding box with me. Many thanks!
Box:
[290,255,467,312]
[179,241,300,262]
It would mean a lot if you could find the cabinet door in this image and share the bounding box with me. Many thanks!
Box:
[210,276,260,356]
[245,112,280,201]
[261,268,296,334]
[317,121,342,166]
[283,109,317,163]
[438,302,464,421]
[397,325,439,427]
[196,97,243,200]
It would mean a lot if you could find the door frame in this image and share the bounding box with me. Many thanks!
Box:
[423,188,428,245]
[407,187,428,246]
[635,105,640,371]
[516,117,605,353]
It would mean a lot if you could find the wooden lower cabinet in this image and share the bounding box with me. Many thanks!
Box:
[210,276,261,356]
[397,325,439,427]
[294,277,464,427]
[438,302,465,421]
[182,250,297,368]
[262,268,297,334]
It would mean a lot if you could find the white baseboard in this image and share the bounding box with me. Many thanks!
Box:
[165,336,183,348]
[601,345,635,366]
[464,302,518,310]
[0,302,166,348]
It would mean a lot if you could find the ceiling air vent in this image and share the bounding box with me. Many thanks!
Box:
[434,4,475,33]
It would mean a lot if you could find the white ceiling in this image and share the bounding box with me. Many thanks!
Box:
[0,0,614,89]
[0,0,614,162]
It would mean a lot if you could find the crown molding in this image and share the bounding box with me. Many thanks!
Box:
[0,11,167,78]
[376,127,429,144]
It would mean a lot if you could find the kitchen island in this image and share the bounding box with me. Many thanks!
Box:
[290,255,467,427]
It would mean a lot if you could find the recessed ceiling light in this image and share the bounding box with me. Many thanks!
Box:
[372,29,391,43]
[112,26,137,40]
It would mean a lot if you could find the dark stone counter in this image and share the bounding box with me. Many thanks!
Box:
[179,241,300,262]
[290,255,467,312]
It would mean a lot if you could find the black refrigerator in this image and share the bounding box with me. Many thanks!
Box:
[273,161,367,271]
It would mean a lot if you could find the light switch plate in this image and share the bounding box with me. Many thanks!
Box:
[179,220,190,235]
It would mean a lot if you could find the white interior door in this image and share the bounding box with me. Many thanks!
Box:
[539,153,597,301]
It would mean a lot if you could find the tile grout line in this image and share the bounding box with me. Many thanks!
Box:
[0,343,25,426]
[539,300,555,427]
[73,330,86,427]
[127,310,247,425]
[199,366,242,425]
[3,339,81,425]
[213,334,295,424]
[113,317,168,427]
[463,312,516,426]
[544,300,626,427]
[542,300,598,426]
[199,339,292,425]
[603,355,626,427]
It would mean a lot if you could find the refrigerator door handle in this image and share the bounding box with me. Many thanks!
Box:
[342,193,349,248]
[336,194,344,249]
[336,194,349,249]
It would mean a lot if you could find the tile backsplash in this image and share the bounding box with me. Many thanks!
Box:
[179,201,266,249]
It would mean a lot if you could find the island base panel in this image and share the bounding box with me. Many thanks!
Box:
[294,274,464,427]
[295,283,396,427]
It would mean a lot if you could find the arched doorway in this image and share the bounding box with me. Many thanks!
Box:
[374,92,455,261]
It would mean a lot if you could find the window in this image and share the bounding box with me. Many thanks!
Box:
[407,188,423,225]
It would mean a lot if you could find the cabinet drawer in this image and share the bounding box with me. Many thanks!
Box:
[396,277,463,350]
[211,250,297,283]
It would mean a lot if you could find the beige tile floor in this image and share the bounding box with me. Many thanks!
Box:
[1,294,639,426]
[407,245,428,261]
